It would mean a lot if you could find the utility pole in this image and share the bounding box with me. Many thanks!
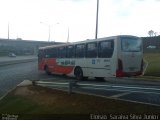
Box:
[40,22,59,42]
[67,27,69,43]
[48,25,50,42]
[95,0,99,39]
[8,22,10,40]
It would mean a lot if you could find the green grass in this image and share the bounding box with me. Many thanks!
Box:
[144,53,160,77]
[0,86,160,119]
[0,96,37,114]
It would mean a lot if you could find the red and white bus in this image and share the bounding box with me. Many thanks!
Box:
[38,35,143,80]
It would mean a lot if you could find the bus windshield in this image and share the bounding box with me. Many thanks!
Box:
[121,37,142,52]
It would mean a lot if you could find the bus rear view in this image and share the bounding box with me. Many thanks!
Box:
[116,36,143,77]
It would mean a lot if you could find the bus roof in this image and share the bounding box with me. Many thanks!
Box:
[39,35,139,50]
[39,43,70,50]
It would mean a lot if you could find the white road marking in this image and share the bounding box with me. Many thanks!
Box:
[110,92,131,98]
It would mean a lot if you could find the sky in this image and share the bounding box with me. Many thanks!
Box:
[0,0,160,42]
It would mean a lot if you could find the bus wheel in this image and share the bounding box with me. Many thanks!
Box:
[45,66,51,75]
[74,67,83,80]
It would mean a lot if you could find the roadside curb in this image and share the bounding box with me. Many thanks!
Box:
[135,76,160,81]
[17,80,33,87]
[0,80,33,101]
[105,77,160,86]
[0,86,17,101]
[128,76,160,84]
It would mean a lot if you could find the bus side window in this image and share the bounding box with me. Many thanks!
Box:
[66,45,75,58]
[50,48,58,58]
[44,49,50,58]
[58,47,66,58]
[75,44,85,58]
[98,40,114,58]
[86,42,97,58]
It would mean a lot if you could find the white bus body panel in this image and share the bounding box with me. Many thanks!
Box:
[120,52,142,72]
[116,36,143,76]
[74,37,118,78]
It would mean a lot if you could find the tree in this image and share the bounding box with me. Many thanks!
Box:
[154,32,157,36]
[16,38,22,40]
[148,30,154,37]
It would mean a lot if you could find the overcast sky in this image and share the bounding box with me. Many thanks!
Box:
[0,0,160,42]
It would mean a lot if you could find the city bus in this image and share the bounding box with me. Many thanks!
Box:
[38,35,143,80]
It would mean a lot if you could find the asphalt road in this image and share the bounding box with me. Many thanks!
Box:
[73,82,160,106]
[0,60,61,98]
[0,61,38,97]
[36,75,160,106]
[0,61,160,107]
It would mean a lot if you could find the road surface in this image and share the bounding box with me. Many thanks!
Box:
[0,61,160,106]
[0,61,38,97]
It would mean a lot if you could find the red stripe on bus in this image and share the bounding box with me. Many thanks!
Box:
[52,66,74,74]
[38,58,74,74]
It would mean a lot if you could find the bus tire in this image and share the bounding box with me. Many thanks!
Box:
[45,66,51,75]
[74,67,83,80]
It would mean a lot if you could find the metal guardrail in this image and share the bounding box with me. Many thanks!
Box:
[33,81,77,94]
[33,81,160,95]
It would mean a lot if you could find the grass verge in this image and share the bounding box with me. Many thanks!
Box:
[144,53,160,77]
[0,85,160,119]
